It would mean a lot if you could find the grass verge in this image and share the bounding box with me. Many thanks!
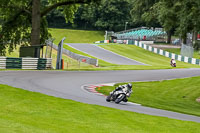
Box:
[52,44,200,70]
[49,28,104,44]
[63,44,114,67]
[51,47,95,69]
[3,28,200,70]
[96,76,200,116]
[3,44,200,70]
[0,84,200,132]
[99,44,200,69]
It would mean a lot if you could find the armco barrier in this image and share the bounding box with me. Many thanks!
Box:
[52,44,98,66]
[0,57,52,69]
[0,56,6,69]
[134,40,200,65]
[37,58,52,70]
[22,58,38,69]
[95,40,200,65]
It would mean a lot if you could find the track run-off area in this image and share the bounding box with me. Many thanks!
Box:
[0,69,200,123]
[66,43,146,65]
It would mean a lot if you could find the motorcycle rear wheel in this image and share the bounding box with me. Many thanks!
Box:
[106,94,112,102]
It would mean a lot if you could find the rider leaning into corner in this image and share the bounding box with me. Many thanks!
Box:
[170,58,176,67]
[106,83,133,104]
[112,83,133,102]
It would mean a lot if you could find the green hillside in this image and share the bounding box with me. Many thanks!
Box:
[4,29,200,70]
[99,44,200,69]
[49,28,104,44]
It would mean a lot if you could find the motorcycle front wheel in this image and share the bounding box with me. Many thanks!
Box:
[115,94,126,104]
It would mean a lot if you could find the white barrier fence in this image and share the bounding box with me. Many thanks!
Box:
[0,57,52,69]
[0,57,6,69]
[95,40,200,65]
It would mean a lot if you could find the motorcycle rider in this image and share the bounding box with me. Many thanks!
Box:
[170,59,176,67]
[113,83,133,102]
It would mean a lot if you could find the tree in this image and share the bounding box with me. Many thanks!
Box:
[130,0,176,43]
[176,0,200,48]
[0,0,100,56]
[131,0,178,43]
[94,0,132,31]
[72,0,133,31]
[130,0,200,46]
[46,9,69,28]
[130,0,160,27]
[152,0,179,43]
[73,4,97,30]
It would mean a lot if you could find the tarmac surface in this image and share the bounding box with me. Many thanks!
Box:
[0,69,200,123]
[66,43,146,65]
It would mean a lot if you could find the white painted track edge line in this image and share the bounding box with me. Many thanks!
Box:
[65,43,118,65]
[81,83,141,106]
[93,44,148,66]
[66,43,147,66]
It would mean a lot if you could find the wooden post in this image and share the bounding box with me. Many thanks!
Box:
[61,59,64,70]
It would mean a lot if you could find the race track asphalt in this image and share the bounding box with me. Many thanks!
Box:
[66,43,146,65]
[0,69,200,123]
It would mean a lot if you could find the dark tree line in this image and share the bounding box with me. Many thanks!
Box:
[1,0,200,56]
[131,0,200,48]
[0,0,100,56]
[47,0,200,49]
[47,0,134,31]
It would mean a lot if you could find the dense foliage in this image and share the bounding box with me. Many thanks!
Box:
[77,0,132,31]
[47,0,134,31]
[0,0,99,56]
[131,0,200,47]
[1,0,200,55]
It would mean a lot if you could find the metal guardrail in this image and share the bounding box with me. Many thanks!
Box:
[0,57,52,69]
[52,44,98,66]
[133,41,200,65]
[95,40,200,65]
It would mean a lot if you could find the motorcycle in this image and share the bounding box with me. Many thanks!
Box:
[170,59,176,67]
[171,62,176,67]
[106,86,132,104]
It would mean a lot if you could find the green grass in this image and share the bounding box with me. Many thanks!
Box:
[49,28,114,68]
[0,84,200,132]
[99,44,200,69]
[5,47,20,57]
[50,46,95,69]
[3,28,200,70]
[3,45,95,70]
[49,28,104,44]
[96,76,200,116]
[63,45,115,67]
[58,44,200,70]
[164,48,200,59]
[4,44,200,70]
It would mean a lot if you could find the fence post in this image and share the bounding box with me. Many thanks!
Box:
[56,37,66,69]
[61,59,64,70]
